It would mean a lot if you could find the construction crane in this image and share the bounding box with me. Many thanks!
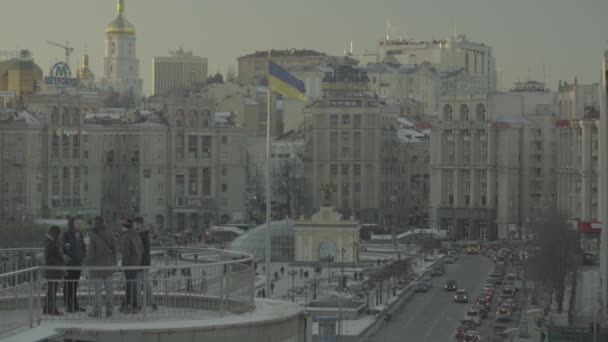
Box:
[47,40,74,66]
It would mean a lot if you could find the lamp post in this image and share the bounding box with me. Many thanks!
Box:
[327,255,334,284]
[390,187,398,252]
[289,269,297,302]
[350,241,358,268]
[519,238,530,338]
[340,247,346,290]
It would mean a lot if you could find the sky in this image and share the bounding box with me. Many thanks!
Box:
[1,0,607,95]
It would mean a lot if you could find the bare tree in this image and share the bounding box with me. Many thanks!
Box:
[272,157,304,219]
[527,209,580,314]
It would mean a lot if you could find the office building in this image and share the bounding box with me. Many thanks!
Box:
[153,48,208,95]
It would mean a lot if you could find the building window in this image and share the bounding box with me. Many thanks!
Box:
[354,183,360,192]
[221,198,228,208]
[143,169,151,178]
[221,184,227,193]
[353,164,361,176]
[111,42,115,54]
[221,136,228,144]
[330,164,338,176]
[221,167,227,176]
[353,115,361,129]
[189,168,198,195]
[342,164,349,176]
[220,152,228,161]
[84,182,88,192]
[158,183,163,193]
[342,115,350,125]
[330,115,338,129]
[83,136,88,143]
[83,151,88,160]
[202,168,211,195]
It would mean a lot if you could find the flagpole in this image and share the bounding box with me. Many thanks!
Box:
[265,49,272,299]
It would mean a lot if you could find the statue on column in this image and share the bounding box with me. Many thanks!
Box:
[321,184,334,207]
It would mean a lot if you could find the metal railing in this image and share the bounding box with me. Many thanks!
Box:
[0,247,255,337]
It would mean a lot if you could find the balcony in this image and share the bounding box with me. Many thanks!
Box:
[0,247,255,338]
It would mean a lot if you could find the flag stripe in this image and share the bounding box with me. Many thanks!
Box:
[268,75,307,101]
[268,61,306,95]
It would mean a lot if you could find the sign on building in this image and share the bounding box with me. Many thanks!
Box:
[45,62,80,88]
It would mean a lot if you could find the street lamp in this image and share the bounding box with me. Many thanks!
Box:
[326,255,334,284]
[340,247,346,290]
[289,269,297,302]
[390,187,398,252]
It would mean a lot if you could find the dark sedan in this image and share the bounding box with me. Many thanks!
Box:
[444,280,457,291]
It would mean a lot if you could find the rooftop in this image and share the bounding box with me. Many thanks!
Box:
[238,49,327,60]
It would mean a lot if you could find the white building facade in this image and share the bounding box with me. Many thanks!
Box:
[153,48,208,95]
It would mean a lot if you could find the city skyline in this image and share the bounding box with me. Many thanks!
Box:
[2,0,607,95]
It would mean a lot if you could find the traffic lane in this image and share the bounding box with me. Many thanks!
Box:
[369,254,493,342]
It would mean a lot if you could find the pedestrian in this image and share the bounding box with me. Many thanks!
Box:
[270,282,275,294]
[85,216,117,318]
[135,217,157,310]
[261,288,266,298]
[280,266,284,277]
[62,216,86,313]
[43,225,64,316]
[540,330,546,342]
[299,268,303,279]
[120,219,143,313]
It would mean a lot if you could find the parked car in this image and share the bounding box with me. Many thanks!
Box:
[464,309,481,325]
[496,307,511,322]
[473,304,489,319]
[415,281,429,292]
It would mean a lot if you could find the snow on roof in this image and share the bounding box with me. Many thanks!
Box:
[1,110,42,125]
[397,127,430,143]
[214,112,238,127]
[493,115,535,125]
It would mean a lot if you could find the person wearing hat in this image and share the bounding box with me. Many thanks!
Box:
[119,219,143,313]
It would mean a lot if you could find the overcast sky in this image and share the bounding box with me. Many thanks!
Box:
[2,0,606,95]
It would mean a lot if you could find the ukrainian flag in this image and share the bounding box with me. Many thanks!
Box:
[268,61,307,101]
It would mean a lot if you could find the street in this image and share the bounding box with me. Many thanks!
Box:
[368,254,493,342]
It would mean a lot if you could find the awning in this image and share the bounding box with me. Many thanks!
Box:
[577,221,601,234]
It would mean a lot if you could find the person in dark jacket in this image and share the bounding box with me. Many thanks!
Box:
[134,217,157,310]
[62,216,86,312]
[120,219,143,313]
[85,216,117,317]
[43,225,64,315]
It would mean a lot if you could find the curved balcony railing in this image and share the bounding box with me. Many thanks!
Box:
[0,247,255,337]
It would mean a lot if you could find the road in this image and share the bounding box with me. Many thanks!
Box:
[368,254,493,342]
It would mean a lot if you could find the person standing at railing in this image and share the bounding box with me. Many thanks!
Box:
[120,219,143,313]
[62,216,86,313]
[85,216,117,318]
[134,217,157,311]
[43,225,64,316]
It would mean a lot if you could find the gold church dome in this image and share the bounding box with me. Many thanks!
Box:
[105,0,135,35]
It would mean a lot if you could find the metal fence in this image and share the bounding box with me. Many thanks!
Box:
[0,247,255,337]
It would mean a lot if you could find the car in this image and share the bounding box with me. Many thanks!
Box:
[455,326,467,340]
[482,283,495,292]
[464,309,481,325]
[502,286,516,296]
[444,280,457,291]
[499,293,513,304]
[431,267,444,277]
[475,298,491,309]
[464,330,480,342]
[473,304,489,319]
[454,289,469,303]
[496,307,511,322]
[444,255,455,264]
[415,281,429,292]
[421,277,433,289]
